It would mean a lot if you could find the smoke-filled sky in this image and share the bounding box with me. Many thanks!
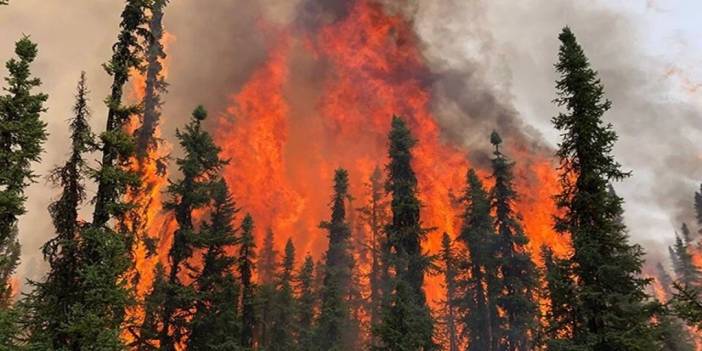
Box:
[1,0,700,285]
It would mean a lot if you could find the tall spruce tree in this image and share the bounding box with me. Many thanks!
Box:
[296,255,316,351]
[489,131,538,350]
[317,169,357,351]
[438,233,460,351]
[550,26,657,349]
[670,234,701,289]
[91,0,149,227]
[374,116,434,351]
[257,228,278,349]
[140,106,228,350]
[357,165,390,336]
[22,73,93,350]
[0,36,48,305]
[188,180,241,350]
[239,214,256,350]
[136,0,168,157]
[541,246,578,350]
[269,238,297,351]
[458,169,499,351]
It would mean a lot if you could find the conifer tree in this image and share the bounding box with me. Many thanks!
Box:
[0,36,48,305]
[358,166,390,333]
[541,246,578,350]
[550,26,657,349]
[671,234,701,289]
[457,169,499,351]
[188,180,241,350]
[317,169,358,351]
[374,117,434,351]
[91,0,149,227]
[140,106,227,350]
[296,255,316,351]
[269,238,297,351]
[239,214,256,350]
[22,73,92,349]
[136,0,168,157]
[257,228,278,349]
[438,233,460,351]
[489,131,538,350]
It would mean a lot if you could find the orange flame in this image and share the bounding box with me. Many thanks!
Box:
[215,0,566,307]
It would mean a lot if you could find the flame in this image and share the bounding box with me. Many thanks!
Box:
[215,0,566,307]
[121,32,176,346]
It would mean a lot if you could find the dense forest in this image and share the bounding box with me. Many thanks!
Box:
[2,1,702,350]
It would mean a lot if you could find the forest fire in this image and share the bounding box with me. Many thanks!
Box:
[214,0,565,306]
[10,0,702,350]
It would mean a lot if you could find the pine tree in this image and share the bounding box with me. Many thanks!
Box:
[257,228,278,349]
[136,0,168,157]
[671,234,701,289]
[0,36,48,305]
[22,73,93,349]
[541,246,578,350]
[438,233,460,351]
[489,131,538,350]
[296,255,316,351]
[374,116,434,351]
[357,165,390,336]
[457,169,499,351]
[188,180,241,350]
[269,238,297,351]
[91,0,149,227]
[239,214,256,350]
[657,262,674,299]
[550,26,657,349]
[140,106,227,350]
[316,169,357,351]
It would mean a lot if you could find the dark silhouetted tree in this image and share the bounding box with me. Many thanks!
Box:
[0,36,48,305]
[489,131,538,350]
[550,26,657,349]
[374,117,434,351]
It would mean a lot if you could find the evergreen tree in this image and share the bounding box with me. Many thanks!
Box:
[489,131,538,350]
[357,165,390,335]
[374,116,434,351]
[296,255,316,351]
[140,106,227,350]
[317,169,357,351]
[257,228,278,349]
[136,0,168,157]
[550,26,657,349]
[22,73,93,350]
[657,262,674,299]
[541,246,578,350]
[269,238,297,351]
[670,234,701,289]
[437,233,460,351]
[239,214,256,350]
[91,0,149,227]
[188,180,241,350]
[457,169,499,351]
[0,36,48,305]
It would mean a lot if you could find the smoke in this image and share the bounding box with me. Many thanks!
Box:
[412,0,702,256]
[1,0,700,287]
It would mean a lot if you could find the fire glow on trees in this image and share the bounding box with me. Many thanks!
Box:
[211,0,567,305]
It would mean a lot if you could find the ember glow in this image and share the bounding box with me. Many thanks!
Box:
[214,0,566,305]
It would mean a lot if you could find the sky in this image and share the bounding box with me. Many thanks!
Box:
[1,0,701,284]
